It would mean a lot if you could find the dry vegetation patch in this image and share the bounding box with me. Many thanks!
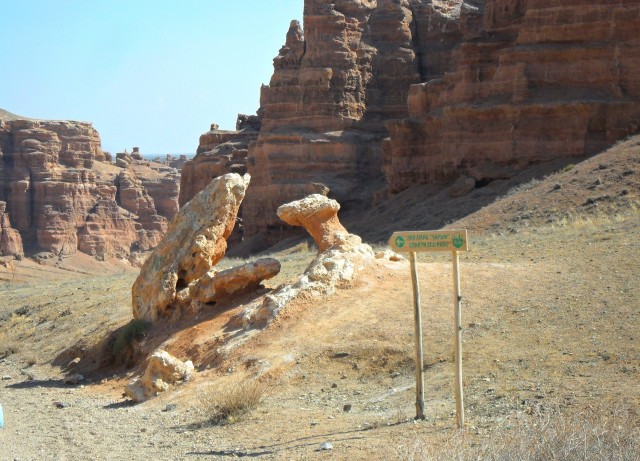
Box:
[205,379,269,426]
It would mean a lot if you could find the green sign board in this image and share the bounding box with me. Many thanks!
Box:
[388,230,469,253]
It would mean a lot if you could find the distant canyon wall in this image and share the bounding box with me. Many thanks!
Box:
[0,119,180,260]
[181,0,640,243]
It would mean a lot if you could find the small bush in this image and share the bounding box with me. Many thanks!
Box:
[112,319,150,356]
[207,380,268,425]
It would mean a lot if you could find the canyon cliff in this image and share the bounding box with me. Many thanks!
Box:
[182,0,640,245]
[0,118,180,261]
[384,0,640,192]
[178,115,261,207]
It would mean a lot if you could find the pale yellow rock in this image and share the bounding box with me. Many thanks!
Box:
[132,173,250,322]
[190,258,281,304]
[124,350,194,402]
[277,194,353,252]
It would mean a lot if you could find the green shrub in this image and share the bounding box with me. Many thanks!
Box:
[112,319,150,356]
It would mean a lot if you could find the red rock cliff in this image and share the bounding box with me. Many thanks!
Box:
[179,115,261,207]
[384,0,640,192]
[243,0,453,242]
[180,0,640,243]
[0,118,181,261]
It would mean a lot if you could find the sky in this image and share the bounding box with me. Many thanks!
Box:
[1,0,303,155]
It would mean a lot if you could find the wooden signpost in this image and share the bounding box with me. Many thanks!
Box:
[388,229,469,428]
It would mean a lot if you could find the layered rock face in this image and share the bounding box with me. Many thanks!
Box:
[178,115,261,207]
[179,1,470,242]
[180,0,640,241]
[384,0,640,192]
[0,201,24,257]
[0,119,180,260]
[243,1,448,242]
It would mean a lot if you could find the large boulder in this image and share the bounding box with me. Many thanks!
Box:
[132,173,250,322]
[124,350,194,402]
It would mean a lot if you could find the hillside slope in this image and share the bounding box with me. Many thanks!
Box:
[0,108,30,121]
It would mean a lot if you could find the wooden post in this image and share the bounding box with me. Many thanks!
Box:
[452,251,465,429]
[410,251,425,420]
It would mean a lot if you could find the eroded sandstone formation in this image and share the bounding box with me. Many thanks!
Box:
[243,2,432,242]
[180,1,639,244]
[0,201,24,257]
[277,194,358,252]
[189,258,281,305]
[384,0,640,192]
[132,173,259,322]
[178,115,261,207]
[233,194,375,327]
[0,118,181,261]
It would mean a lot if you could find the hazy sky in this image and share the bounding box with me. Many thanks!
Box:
[1,0,303,155]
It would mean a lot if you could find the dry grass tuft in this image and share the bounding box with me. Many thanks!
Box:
[206,380,268,426]
[400,405,640,461]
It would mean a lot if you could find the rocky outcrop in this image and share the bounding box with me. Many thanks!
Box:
[178,116,261,207]
[383,0,640,192]
[152,154,190,170]
[181,0,638,243]
[233,194,374,327]
[132,173,251,322]
[0,119,181,261]
[0,201,24,257]
[124,350,194,402]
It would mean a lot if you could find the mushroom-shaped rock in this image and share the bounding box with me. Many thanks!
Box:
[190,258,281,304]
[124,350,194,402]
[132,173,250,322]
[227,195,375,328]
[277,194,359,252]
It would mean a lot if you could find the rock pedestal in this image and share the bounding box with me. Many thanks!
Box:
[235,194,374,328]
[277,194,356,252]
